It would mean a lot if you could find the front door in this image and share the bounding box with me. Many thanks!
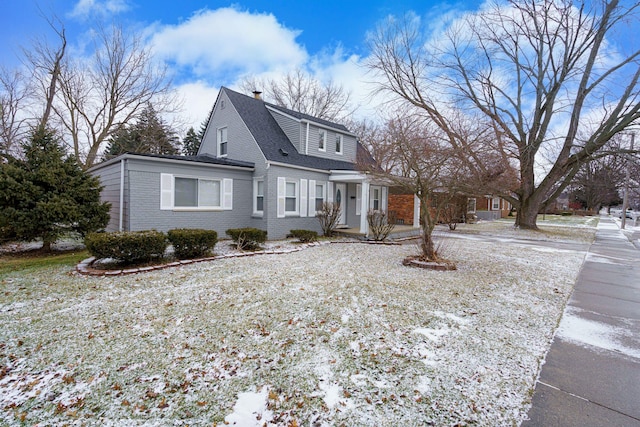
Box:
[335,183,347,225]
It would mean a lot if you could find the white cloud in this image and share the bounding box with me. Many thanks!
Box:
[69,0,130,19]
[150,7,308,82]
[170,81,220,130]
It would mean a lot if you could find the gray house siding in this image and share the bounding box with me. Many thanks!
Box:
[92,161,126,232]
[200,90,268,176]
[265,164,331,239]
[125,158,253,234]
[269,110,302,152]
[305,124,357,163]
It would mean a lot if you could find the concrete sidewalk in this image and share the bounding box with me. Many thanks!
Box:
[523,216,640,426]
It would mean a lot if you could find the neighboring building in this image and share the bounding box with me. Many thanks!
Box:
[89,87,389,240]
[470,196,512,220]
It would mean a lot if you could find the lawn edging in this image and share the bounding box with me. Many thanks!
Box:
[75,239,401,276]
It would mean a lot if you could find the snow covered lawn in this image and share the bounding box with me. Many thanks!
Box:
[0,227,592,426]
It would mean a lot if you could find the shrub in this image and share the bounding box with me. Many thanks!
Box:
[226,228,267,251]
[561,211,573,216]
[367,209,396,241]
[316,202,341,237]
[290,229,318,243]
[85,230,167,263]
[167,228,218,259]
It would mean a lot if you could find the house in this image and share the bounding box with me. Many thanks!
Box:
[387,189,512,223]
[469,196,512,220]
[89,87,389,240]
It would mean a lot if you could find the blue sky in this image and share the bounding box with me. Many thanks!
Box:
[0,0,497,128]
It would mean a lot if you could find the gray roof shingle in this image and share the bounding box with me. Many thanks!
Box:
[223,87,357,171]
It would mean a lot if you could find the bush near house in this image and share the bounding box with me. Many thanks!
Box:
[367,210,396,241]
[289,229,318,243]
[226,228,267,251]
[316,202,341,237]
[167,229,218,259]
[85,230,167,264]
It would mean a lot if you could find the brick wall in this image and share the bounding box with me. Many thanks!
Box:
[388,194,415,225]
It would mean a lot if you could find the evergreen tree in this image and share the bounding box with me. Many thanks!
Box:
[0,126,110,251]
[182,127,201,156]
[105,104,180,159]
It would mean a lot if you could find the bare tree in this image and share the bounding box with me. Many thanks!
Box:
[359,111,472,262]
[240,69,353,122]
[367,0,640,229]
[0,67,32,157]
[47,24,177,168]
[22,15,67,131]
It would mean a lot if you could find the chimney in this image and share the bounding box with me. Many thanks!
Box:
[253,90,262,100]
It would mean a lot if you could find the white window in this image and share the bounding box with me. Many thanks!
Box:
[492,197,501,210]
[467,198,477,213]
[315,183,325,211]
[218,127,228,157]
[254,180,264,214]
[318,129,326,152]
[175,177,221,208]
[335,134,343,154]
[371,186,381,211]
[285,181,297,213]
[161,174,232,211]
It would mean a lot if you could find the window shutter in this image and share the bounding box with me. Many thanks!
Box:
[327,182,334,203]
[222,179,233,210]
[356,184,362,215]
[300,179,308,217]
[308,179,316,214]
[277,177,286,218]
[160,174,174,210]
[381,186,388,212]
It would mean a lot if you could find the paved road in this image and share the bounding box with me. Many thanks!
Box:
[523,216,640,427]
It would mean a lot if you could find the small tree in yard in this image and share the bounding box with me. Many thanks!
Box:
[0,126,110,251]
[358,112,513,263]
[316,202,341,237]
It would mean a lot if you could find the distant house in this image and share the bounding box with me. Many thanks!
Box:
[89,87,389,239]
[387,191,512,224]
[469,196,513,220]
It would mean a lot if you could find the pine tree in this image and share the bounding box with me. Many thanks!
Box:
[182,127,201,156]
[0,126,110,251]
[105,104,180,159]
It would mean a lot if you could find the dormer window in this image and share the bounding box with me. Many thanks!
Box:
[218,127,228,157]
[335,134,343,155]
[318,129,326,152]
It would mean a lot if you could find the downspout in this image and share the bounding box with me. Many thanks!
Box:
[305,122,310,155]
[119,158,125,231]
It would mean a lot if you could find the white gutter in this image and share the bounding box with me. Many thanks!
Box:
[87,153,255,173]
[119,158,125,231]
[266,160,328,174]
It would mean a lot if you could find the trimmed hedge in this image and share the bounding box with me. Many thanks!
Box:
[167,228,218,259]
[85,230,167,263]
[226,227,267,250]
[290,229,318,243]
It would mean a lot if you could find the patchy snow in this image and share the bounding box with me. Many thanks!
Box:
[557,307,640,360]
[0,222,594,426]
[585,252,631,265]
[225,387,273,426]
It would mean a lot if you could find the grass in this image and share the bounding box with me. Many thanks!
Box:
[0,249,89,276]
[0,222,594,426]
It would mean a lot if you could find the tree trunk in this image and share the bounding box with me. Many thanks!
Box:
[419,194,438,260]
[515,197,539,230]
[420,224,437,260]
[41,239,53,252]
